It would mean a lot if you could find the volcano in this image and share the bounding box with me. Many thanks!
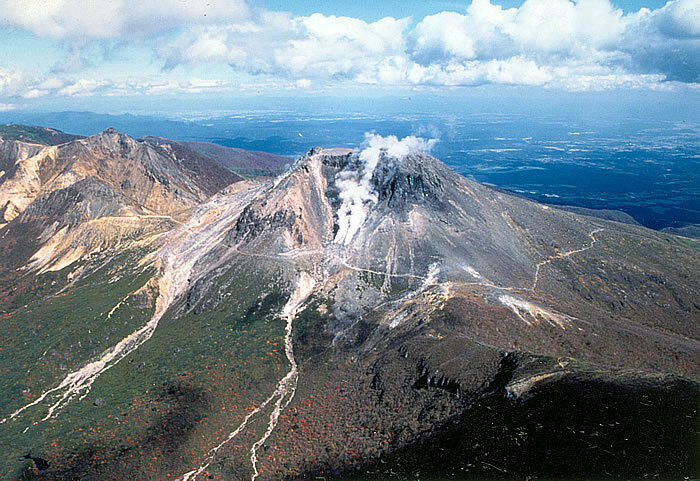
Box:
[0,128,697,480]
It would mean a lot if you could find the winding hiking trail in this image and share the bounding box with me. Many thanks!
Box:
[532,228,603,292]
[180,272,316,481]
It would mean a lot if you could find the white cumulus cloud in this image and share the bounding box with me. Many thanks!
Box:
[0,0,697,97]
[0,0,249,39]
[406,0,699,87]
[160,12,411,81]
[155,0,699,89]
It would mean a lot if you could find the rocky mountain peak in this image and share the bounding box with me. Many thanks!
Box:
[81,127,140,154]
[0,126,245,235]
[301,143,447,207]
[272,142,454,249]
[312,147,354,168]
[369,151,446,209]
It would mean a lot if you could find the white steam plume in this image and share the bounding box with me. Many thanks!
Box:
[334,133,437,246]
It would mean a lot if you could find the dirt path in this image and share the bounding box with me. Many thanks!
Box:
[531,228,603,291]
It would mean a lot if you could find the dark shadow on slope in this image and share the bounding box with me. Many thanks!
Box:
[321,375,699,481]
[19,381,210,481]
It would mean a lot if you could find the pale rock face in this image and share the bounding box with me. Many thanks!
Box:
[0,129,244,273]
[0,129,241,227]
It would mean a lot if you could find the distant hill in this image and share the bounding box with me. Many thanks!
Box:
[552,205,642,226]
[182,140,291,176]
[141,136,290,177]
[0,111,215,140]
[662,223,700,239]
[0,124,84,145]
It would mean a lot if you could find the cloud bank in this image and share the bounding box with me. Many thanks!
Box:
[156,0,700,89]
[0,0,697,99]
[0,0,249,39]
[334,133,437,246]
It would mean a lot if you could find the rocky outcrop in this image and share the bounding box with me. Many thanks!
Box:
[0,128,242,226]
[19,178,130,227]
[0,128,246,272]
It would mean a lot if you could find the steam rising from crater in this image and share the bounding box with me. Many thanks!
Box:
[334,133,438,245]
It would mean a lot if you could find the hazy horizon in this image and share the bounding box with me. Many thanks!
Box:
[1,0,698,233]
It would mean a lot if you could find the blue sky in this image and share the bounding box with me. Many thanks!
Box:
[261,0,669,20]
[0,0,697,113]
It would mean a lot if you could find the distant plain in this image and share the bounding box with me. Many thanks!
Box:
[2,108,698,231]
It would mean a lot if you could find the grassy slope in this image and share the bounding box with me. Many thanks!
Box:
[2,258,295,480]
[0,125,83,146]
[0,251,156,478]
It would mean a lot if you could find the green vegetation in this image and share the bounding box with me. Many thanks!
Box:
[0,261,156,409]
[0,248,156,475]
[293,296,335,362]
[0,257,297,480]
[0,125,82,146]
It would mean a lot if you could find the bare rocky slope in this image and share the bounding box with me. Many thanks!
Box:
[0,131,696,480]
[140,137,291,177]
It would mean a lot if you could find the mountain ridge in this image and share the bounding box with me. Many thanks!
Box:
[140,137,290,177]
[0,130,696,480]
